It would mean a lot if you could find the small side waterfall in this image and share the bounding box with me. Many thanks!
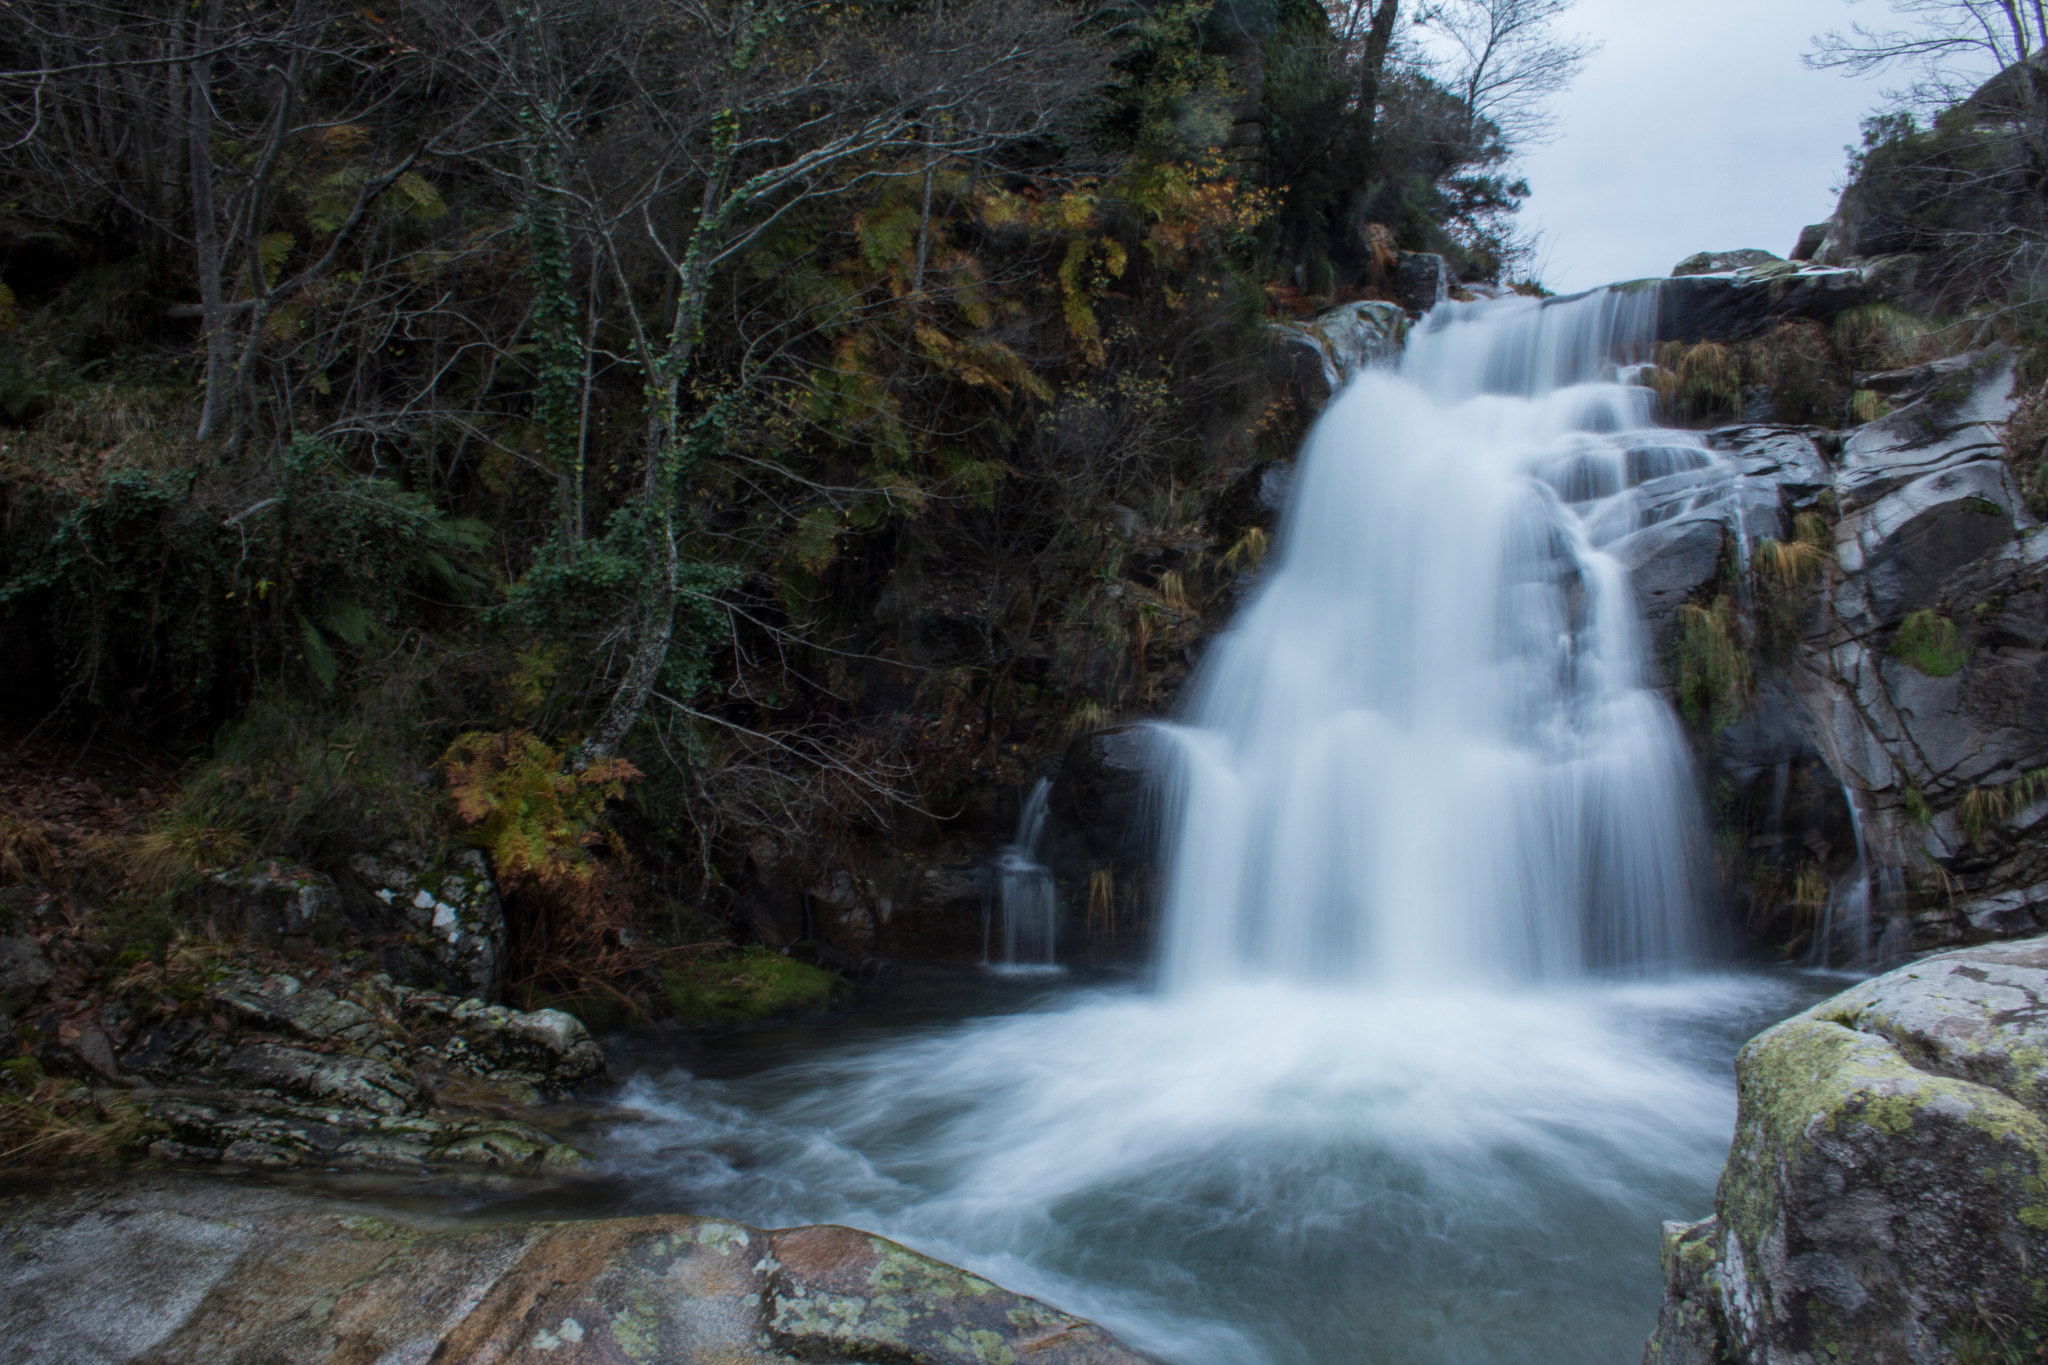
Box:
[1157,287,1716,988]
[1812,783,1873,970]
[987,778,1059,970]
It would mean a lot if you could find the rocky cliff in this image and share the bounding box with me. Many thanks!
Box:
[1619,332,2047,963]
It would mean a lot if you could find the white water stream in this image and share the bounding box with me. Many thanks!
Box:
[988,778,1059,970]
[1160,287,1712,984]
[589,289,1822,1364]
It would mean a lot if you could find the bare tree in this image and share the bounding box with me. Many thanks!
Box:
[1808,0,2045,108]
[0,0,526,466]
[1413,0,1597,146]
[1805,0,2048,315]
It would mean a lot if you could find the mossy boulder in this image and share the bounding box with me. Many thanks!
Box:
[1645,937,2048,1363]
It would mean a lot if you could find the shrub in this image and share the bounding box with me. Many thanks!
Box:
[1893,609,1971,676]
[1648,342,1742,425]
[1673,593,1752,730]
[443,729,639,891]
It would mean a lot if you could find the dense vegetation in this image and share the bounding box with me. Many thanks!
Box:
[0,0,1566,1018]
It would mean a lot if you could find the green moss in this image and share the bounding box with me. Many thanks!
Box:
[1850,389,1889,425]
[1893,609,1972,677]
[0,1056,41,1095]
[659,950,844,1027]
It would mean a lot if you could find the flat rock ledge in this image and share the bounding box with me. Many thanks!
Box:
[0,1176,1157,1365]
[1645,936,2048,1364]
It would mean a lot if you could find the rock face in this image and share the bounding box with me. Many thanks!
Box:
[1654,261,1871,344]
[199,860,343,954]
[202,845,508,999]
[105,961,604,1174]
[342,846,506,998]
[0,933,52,1020]
[1393,252,1452,314]
[0,1176,1159,1365]
[1776,352,2047,955]
[1644,936,2048,1364]
[1612,338,2048,958]
[1270,300,1407,406]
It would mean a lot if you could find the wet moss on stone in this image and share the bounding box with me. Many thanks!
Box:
[658,950,845,1027]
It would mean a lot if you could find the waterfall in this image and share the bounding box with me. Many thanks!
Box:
[1812,783,1873,971]
[1157,287,1714,988]
[988,778,1059,970]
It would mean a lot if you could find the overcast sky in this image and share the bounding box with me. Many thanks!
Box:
[1512,0,1912,293]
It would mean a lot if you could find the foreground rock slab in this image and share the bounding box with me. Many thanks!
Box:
[0,1176,1156,1365]
[1645,936,2048,1364]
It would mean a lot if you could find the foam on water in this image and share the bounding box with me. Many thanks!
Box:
[603,974,1811,1365]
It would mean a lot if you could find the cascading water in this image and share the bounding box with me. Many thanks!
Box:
[578,287,1826,1365]
[987,778,1059,970]
[1812,783,1874,970]
[1159,287,1714,987]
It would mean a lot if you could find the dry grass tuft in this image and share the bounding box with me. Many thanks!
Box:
[0,817,60,887]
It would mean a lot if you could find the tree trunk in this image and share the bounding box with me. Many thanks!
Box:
[188,1,232,443]
[575,262,707,768]
[1358,0,1401,169]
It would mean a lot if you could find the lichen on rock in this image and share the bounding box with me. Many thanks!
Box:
[1644,936,2048,1363]
[0,1177,1162,1364]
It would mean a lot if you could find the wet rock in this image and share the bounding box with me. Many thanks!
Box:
[1051,725,1157,863]
[1831,348,2017,512]
[1837,460,2019,625]
[1672,249,1784,277]
[1271,300,1407,402]
[1789,223,1829,262]
[200,860,343,954]
[1394,252,1451,315]
[341,846,505,998]
[1209,459,1295,544]
[0,1176,1162,1365]
[1613,517,1728,650]
[1661,335,2048,954]
[1854,347,2008,399]
[1655,264,1869,344]
[1645,936,2048,1365]
[0,933,51,1018]
[1703,426,1834,507]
